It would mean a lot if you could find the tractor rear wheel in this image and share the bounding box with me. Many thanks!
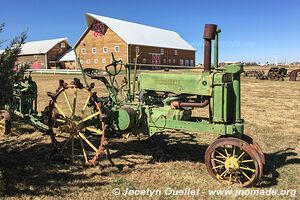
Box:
[205,137,263,187]
[0,110,11,136]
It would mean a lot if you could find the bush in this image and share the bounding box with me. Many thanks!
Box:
[0,23,28,108]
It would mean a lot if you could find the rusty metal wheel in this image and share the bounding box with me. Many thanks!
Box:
[47,79,106,164]
[241,134,265,166]
[218,134,265,177]
[205,137,263,187]
[0,110,11,136]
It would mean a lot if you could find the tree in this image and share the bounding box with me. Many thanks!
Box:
[0,23,27,108]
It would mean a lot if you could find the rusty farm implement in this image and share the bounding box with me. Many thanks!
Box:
[0,24,265,187]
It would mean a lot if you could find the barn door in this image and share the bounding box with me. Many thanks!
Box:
[32,61,39,69]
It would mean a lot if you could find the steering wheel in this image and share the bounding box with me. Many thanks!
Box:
[105,53,123,76]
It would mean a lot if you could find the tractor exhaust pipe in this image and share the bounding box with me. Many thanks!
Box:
[203,24,217,72]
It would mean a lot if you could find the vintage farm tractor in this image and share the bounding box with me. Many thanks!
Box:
[0,24,265,187]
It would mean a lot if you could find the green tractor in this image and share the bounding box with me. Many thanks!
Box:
[1,24,265,187]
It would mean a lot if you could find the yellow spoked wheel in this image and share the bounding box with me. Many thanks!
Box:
[47,79,106,164]
[0,110,11,136]
[205,137,263,187]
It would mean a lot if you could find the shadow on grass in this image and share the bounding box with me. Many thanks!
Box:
[260,148,300,187]
[0,130,208,198]
[0,136,109,198]
[109,132,209,164]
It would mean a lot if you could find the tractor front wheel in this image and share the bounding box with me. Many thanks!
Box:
[0,110,11,136]
[204,137,263,187]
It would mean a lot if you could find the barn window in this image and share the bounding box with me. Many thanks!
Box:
[190,60,194,66]
[185,60,189,66]
[81,48,86,54]
[103,47,108,53]
[92,48,97,54]
[87,59,90,64]
[180,59,184,66]
[115,46,120,52]
[163,58,166,64]
[173,59,176,64]
[143,58,146,63]
[33,55,39,60]
[174,50,178,55]
[168,59,171,64]
[133,58,137,63]
[102,58,106,64]
[135,46,140,53]
[61,43,66,48]
[161,49,164,55]
[94,59,98,64]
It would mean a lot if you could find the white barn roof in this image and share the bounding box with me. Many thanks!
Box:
[19,38,68,55]
[59,49,76,61]
[75,13,196,51]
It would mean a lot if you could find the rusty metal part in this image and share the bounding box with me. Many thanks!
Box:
[204,137,263,187]
[203,24,217,72]
[267,67,287,81]
[289,69,300,81]
[171,100,209,109]
[87,125,108,166]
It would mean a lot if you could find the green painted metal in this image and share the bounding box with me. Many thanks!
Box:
[214,29,221,68]
[104,27,245,138]
[138,73,212,96]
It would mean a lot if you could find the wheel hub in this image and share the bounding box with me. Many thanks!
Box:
[59,119,79,136]
[224,156,240,171]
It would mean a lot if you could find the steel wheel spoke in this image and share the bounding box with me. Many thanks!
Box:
[55,118,66,123]
[54,102,66,118]
[220,169,228,177]
[228,173,232,184]
[232,146,236,157]
[60,137,71,155]
[212,158,225,164]
[240,170,253,182]
[63,91,73,113]
[224,147,230,157]
[80,138,88,164]
[237,152,245,160]
[71,136,74,162]
[79,132,98,152]
[212,164,224,170]
[215,149,227,158]
[80,111,101,123]
[241,159,254,163]
[72,88,78,116]
[86,126,103,135]
[240,166,256,173]
[81,95,91,117]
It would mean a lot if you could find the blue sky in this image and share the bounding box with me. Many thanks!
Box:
[0,0,299,63]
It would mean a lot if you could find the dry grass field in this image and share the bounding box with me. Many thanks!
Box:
[0,70,299,199]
